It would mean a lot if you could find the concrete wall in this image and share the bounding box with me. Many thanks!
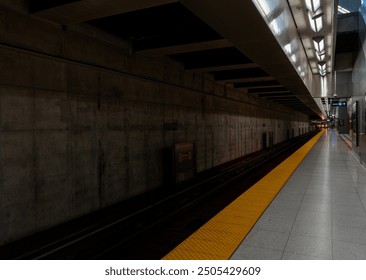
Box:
[347,8,366,162]
[0,4,310,245]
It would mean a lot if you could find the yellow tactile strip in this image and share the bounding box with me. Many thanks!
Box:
[163,130,324,260]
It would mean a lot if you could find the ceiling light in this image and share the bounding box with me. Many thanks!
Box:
[310,6,324,19]
[284,43,292,54]
[291,54,297,63]
[308,12,323,32]
[316,51,325,61]
[338,5,350,14]
[313,36,325,53]
[306,0,323,32]
[305,0,321,12]
[318,61,327,76]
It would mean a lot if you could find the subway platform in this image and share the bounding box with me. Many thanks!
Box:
[163,129,366,260]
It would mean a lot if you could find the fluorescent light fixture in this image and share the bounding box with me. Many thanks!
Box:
[291,54,297,63]
[316,51,325,61]
[270,20,281,36]
[318,61,327,76]
[305,0,321,12]
[255,0,271,16]
[320,71,326,76]
[308,12,323,32]
[306,0,323,32]
[310,6,324,19]
[313,36,325,53]
[284,43,292,54]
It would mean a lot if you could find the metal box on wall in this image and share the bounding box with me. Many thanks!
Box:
[173,142,196,184]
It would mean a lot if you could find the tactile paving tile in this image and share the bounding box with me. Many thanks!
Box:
[163,130,324,260]
[163,249,227,260]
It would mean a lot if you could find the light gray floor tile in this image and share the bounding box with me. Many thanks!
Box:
[299,201,331,214]
[265,203,299,214]
[332,214,366,229]
[291,219,331,239]
[308,178,331,185]
[292,170,313,176]
[332,186,357,193]
[332,200,365,210]
[356,189,366,199]
[274,192,304,202]
[251,216,295,234]
[260,207,298,221]
[230,245,282,260]
[241,229,289,251]
[332,192,360,200]
[333,240,366,260]
[265,199,302,211]
[278,186,307,195]
[305,184,332,191]
[295,209,332,224]
[281,252,325,260]
[333,225,366,244]
[332,205,366,217]
[284,233,332,259]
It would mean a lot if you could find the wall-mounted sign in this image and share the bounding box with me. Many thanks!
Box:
[331,101,346,106]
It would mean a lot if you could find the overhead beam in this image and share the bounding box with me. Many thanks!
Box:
[186,63,257,73]
[137,39,233,56]
[213,68,269,80]
[254,91,292,97]
[234,80,280,88]
[220,77,275,83]
[33,0,178,24]
[248,87,287,93]
[258,92,293,97]
[266,97,299,100]
[235,84,283,89]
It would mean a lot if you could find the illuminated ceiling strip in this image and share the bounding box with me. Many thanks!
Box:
[338,5,350,14]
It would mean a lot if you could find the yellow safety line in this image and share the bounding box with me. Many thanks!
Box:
[162,130,324,260]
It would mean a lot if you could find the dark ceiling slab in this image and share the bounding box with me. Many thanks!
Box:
[30,0,179,24]
[88,2,222,50]
[336,33,359,53]
[248,87,287,94]
[234,80,280,88]
[170,47,252,70]
[212,68,269,81]
[138,39,233,56]
[29,0,79,13]
[258,92,292,97]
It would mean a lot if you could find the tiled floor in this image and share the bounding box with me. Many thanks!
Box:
[230,129,366,260]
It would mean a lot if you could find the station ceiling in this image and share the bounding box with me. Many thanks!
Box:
[29,0,331,118]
